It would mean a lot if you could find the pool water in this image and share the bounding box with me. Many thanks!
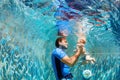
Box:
[0,0,120,80]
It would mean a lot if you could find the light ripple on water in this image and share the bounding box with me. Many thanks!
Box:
[0,0,120,80]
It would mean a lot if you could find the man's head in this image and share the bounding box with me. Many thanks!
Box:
[55,37,68,49]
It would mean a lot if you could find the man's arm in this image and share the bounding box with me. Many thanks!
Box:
[61,46,85,67]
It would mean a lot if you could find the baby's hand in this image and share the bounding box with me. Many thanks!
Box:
[76,43,84,48]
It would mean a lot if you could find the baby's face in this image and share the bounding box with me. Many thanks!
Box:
[78,38,86,44]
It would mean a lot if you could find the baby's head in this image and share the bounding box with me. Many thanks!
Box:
[78,38,86,44]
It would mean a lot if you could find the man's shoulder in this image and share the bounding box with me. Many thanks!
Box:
[52,48,67,60]
[52,48,65,55]
[53,48,62,52]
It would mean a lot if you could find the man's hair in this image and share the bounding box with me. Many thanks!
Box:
[55,37,66,48]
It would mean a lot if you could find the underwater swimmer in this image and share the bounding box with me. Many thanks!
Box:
[51,37,85,80]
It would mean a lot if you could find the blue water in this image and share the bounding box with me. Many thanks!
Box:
[0,0,120,80]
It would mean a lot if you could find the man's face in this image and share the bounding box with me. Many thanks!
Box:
[59,38,68,49]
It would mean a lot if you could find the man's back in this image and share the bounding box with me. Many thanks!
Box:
[51,48,70,80]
